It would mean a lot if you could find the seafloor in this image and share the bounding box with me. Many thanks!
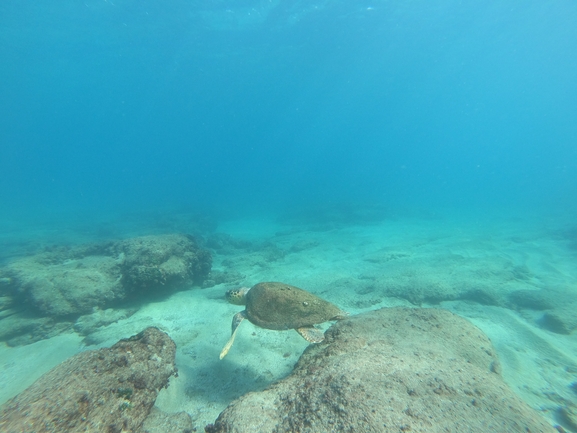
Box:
[0,207,576,430]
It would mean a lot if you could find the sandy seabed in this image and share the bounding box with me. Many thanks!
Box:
[1,211,576,430]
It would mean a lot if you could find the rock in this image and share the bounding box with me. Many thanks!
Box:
[142,407,194,433]
[5,254,124,316]
[114,234,212,292]
[205,233,253,253]
[343,252,576,337]
[208,308,556,433]
[0,233,212,343]
[0,312,70,346]
[201,269,245,288]
[359,253,533,307]
[1,233,211,317]
[0,327,178,433]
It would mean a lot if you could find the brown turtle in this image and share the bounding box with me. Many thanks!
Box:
[219,282,347,359]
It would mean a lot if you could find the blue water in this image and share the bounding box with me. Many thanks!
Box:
[1,0,576,223]
[2,3,577,429]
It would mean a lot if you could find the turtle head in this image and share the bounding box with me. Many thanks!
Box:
[225,287,250,305]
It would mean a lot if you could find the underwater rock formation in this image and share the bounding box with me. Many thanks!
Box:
[4,252,124,317]
[337,256,577,335]
[142,407,195,433]
[0,233,211,344]
[0,327,190,433]
[114,233,211,293]
[207,308,556,433]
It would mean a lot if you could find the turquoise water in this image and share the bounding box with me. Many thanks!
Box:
[1,1,576,220]
[1,1,577,431]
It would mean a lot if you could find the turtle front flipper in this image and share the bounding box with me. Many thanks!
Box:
[219,311,247,360]
[296,326,325,343]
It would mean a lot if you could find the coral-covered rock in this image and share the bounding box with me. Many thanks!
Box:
[0,327,177,433]
[208,308,556,433]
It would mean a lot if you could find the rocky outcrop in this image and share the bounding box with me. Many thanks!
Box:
[208,308,556,433]
[1,233,211,318]
[0,233,211,344]
[114,234,211,293]
[341,252,577,334]
[0,327,184,433]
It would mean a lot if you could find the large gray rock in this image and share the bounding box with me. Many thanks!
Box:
[113,233,212,293]
[0,327,180,433]
[207,308,556,433]
[0,233,211,318]
[0,234,212,344]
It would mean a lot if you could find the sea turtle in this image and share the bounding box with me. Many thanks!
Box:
[220,282,347,359]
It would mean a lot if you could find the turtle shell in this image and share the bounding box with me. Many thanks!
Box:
[245,282,345,330]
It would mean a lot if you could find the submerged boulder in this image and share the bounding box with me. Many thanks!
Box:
[208,308,556,433]
[0,327,183,433]
[113,233,212,293]
[0,233,211,343]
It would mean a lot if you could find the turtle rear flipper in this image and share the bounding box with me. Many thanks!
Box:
[220,311,247,359]
[296,326,325,343]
